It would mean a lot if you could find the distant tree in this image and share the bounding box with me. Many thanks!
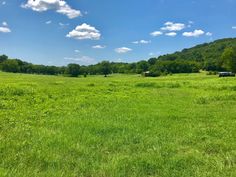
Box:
[159,54,179,61]
[148,58,157,65]
[193,51,204,62]
[86,65,99,75]
[45,66,60,75]
[221,47,236,72]
[80,66,88,77]
[150,60,199,74]
[203,59,224,71]
[100,61,111,77]
[128,63,136,73]
[117,64,130,73]
[66,63,81,77]
[59,66,67,75]
[0,55,8,63]
[136,60,149,74]
[1,59,20,73]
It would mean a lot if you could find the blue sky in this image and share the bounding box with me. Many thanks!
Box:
[0,0,236,66]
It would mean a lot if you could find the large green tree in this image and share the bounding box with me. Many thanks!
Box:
[0,55,8,63]
[221,47,236,72]
[136,60,149,74]
[100,61,111,77]
[1,59,20,73]
[66,64,81,77]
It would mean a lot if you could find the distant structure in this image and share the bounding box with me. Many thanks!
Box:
[219,72,235,77]
[142,71,151,77]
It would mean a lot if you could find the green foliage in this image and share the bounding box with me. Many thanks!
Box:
[156,38,236,71]
[99,61,112,77]
[206,71,218,75]
[136,60,149,74]
[0,55,8,63]
[150,60,200,74]
[221,47,236,72]
[65,63,81,77]
[1,59,20,73]
[148,58,157,65]
[1,72,236,176]
[0,58,64,75]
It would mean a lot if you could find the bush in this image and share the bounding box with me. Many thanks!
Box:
[206,71,218,75]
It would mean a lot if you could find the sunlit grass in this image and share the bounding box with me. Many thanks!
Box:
[0,72,236,177]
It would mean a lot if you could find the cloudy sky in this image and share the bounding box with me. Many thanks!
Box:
[0,0,236,66]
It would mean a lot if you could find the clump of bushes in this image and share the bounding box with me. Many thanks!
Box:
[206,71,218,75]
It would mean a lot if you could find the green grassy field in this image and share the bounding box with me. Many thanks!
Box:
[0,72,236,177]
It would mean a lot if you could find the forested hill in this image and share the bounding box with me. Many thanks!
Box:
[0,38,236,77]
[154,38,236,70]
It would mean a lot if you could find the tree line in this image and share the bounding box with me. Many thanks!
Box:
[1,38,236,77]
[0,55,201,77]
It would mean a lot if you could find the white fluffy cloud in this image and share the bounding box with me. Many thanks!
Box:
[22,0,81,19]
[1,1,6,5]
[2,21,7,26]
[161,22,185,31]
[115,47,132,54]
[92,45,106,49]
[132,40,151,44]
[66,23,101,40]
[150,31,163,37]
[206,32,213,36]
[232,26,236,29]
[165,32,177,37]
[0,27,11,33]
[0,21,11,33]
[183,29,205,37]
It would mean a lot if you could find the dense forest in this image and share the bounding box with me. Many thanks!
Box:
[1,38,236,77]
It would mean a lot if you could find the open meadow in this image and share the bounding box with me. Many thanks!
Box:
[0,72,236,177]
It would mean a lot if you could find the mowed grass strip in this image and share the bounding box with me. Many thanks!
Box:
[0,72,236,177]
